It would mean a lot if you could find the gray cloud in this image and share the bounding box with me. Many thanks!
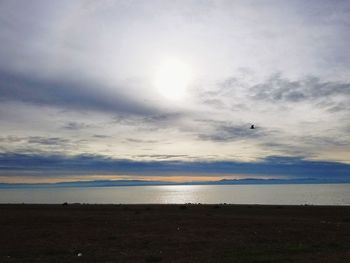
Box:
[250,75,350,104]
[133,154,190,160]
[198,122,267,142]
[0,136,85,154]
[125,138,159,144]
[110,112,184,133]
[62,121,92,130]
[27,137,70,146]
[0,71,157,116]
[0,136,24,143]
[92,134,110,139]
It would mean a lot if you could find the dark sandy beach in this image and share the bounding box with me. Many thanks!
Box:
[0,204,349,262]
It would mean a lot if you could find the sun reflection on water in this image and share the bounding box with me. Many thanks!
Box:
[153,185,202,204]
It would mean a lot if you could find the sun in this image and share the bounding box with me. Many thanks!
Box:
[154,58,192,101]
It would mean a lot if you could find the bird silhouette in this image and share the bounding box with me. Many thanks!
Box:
[250,124,255,129]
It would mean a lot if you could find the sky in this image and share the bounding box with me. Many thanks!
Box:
[0,0,349,183]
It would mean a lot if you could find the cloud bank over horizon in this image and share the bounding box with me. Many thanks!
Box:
[0,0,349,182]
[0,153,349,184]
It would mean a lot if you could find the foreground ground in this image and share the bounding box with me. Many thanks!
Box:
[0,204,349,262]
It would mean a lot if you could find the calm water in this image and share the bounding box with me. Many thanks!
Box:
[0,184,349,205]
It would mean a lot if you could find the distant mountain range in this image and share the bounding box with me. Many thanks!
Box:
[1,178,349,188]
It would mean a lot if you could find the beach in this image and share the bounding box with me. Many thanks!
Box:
[0,204,349,262]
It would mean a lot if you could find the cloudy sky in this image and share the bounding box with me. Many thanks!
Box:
[0,0,349,183]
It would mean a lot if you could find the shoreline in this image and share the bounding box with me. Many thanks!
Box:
[1,203,350,206]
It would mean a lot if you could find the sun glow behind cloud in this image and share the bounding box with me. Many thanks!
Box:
[154,57,193,101]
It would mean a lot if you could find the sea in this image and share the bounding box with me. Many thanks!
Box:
[0,184,349,205]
